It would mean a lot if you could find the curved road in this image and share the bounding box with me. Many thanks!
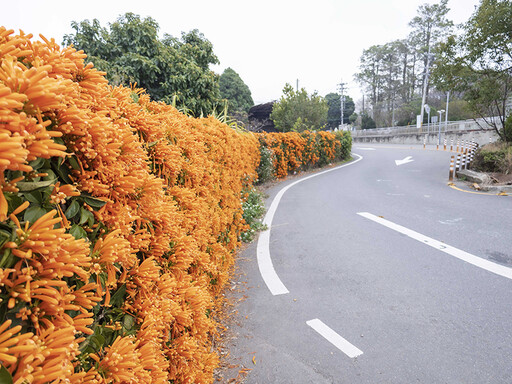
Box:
[227,144,512,384]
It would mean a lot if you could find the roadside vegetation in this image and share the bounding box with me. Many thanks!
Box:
[471,117,512,178]
[0,22,353,382]
[472,143,512,176]
[240,187,267,243]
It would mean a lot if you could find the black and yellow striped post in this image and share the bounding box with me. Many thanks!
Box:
[444,138,447,151]
[455,154,461,174]
[449,155,455,181]
[450,138,453,152]
[468,144,475,166]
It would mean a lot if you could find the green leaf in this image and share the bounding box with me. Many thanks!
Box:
[69,224,88,240]
[100,326,115,345]
[90,333,105,350]
[110,284,126,307]
[0,230,11,249]
[52,158,72,185]
[42,169,57,180]
[4,193,24,214]
[28,157,46,171]
[0,364,13,384]
[24,190,43,204]
[130,92,140,103]
[24,205,47,224]
[65,200,80,219]
[68,156,80,171]
[122,314,135,332]
[83,196,107,209]
[79,208,95,226]
[16,179,56,192]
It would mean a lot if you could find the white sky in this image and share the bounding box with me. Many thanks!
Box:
[1,0,480,104]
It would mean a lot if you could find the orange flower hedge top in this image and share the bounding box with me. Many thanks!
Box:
[0,27,259,384]
[258,130,352,178]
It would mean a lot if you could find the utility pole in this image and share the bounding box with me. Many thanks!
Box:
[338,81,346,129]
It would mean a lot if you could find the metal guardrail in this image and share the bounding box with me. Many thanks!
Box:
[350,118,501,137]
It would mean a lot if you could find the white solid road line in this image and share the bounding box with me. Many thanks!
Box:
[257,154,364,295]
[358,212,512,280]
[306,319,363,358]
[256,229,290,295]
[354,147,376,151]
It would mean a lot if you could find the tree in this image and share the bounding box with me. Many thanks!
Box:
[361,112,377,129]
[270,84,328,132]
[355,40,416,127]
[160,29,221,115]
[432,0,512,141]
[355,1,454,127]
[355,44,385,112]
[63,13,221,116]
[219,68,254,114]
[325,93,355,128]
[408,0,454,121]
[349,112,358,125]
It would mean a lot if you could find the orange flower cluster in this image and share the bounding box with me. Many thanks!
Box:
[258,130,352,178]
[0,27,259,383]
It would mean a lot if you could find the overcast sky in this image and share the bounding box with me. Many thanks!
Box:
[1,0,480,104]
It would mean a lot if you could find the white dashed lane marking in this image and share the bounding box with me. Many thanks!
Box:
[358,212,512,280]
[306,319,363,359]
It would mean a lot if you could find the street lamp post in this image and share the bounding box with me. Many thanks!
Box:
[438,109,445,146]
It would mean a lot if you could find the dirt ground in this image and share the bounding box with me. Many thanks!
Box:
[212,249,253,383]
[488,172,512,185]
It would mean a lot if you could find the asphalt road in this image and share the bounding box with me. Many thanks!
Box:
[225,144,512,384]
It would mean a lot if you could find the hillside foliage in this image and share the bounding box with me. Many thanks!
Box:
[63,13,222,117]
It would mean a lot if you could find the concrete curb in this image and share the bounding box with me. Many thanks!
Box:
[456,169,512,193]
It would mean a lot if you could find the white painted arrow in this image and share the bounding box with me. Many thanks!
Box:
[395,156,414,166]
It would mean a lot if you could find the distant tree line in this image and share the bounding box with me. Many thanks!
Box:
[355,0,512,142]
[65,13,360,134]
[63,13,254,118]
[355,0,461,128]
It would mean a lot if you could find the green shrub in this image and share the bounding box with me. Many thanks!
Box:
[256,145,275,184]
[472,142,512,173]
[241,187,267,242]
[336,130,353,160]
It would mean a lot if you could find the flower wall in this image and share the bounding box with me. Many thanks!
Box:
[0,28,259,383]
[258,130,352,179]
[0,28,353,384]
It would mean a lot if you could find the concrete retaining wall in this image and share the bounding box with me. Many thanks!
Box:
[353,129,499,146]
